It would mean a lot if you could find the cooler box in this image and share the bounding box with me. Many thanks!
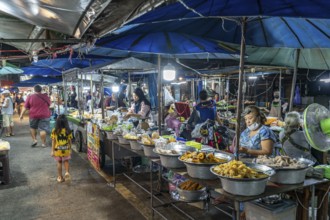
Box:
[245,199,297,220]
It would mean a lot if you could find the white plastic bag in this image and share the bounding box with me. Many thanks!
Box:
[164,87,175,106]
[191,123,204,138]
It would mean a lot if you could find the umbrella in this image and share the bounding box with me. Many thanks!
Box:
[93,32,238,59]
[117,0,330,166]
[22,66,63,76]
[131,0,330,24]
[33,53,116,70]
[112,17,330,69]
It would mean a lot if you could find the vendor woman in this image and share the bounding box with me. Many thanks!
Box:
[239,105,277,157]
[125,87,151,119]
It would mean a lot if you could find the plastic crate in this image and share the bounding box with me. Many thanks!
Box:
[245,199,297,220]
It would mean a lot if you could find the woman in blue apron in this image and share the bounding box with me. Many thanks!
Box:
[239,105,277,158]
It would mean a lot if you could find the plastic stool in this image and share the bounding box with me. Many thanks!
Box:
[0,152,10,184]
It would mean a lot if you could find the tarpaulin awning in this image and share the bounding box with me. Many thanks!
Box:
[131,0,330,24]
[13,76,62,87]
[81,57,156,72]
[33,52,117,70]
[22,66,63,76]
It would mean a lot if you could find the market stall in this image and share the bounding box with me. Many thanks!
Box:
[74,57,156,169]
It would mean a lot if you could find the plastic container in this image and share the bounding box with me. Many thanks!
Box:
[245,199,297,220]
[185,141,202,150]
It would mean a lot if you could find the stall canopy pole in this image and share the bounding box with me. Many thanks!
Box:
[100,70,105,120]
[77,69,81,116]
[191,80,195,101]
[128,72,131,107]
[81,70,84,116]
[235,17,247,160]
[289,49,300,112]
[63,74,68,115]
[157,55,162,135]
[90,71,94,114]
[279,69,282,100]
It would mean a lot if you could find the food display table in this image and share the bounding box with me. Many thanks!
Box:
[101,136,330,220]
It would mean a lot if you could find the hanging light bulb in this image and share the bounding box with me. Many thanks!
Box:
[163,63,176,81]
[112,85,119,92]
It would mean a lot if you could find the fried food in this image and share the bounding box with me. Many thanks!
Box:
[212,160,268,179]
[256,155,306,168]
[141,135,155,145]
[179,180,203,191]
[151,132,160,139]
[180,151,228,164]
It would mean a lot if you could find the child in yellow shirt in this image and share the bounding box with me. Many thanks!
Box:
[51,115,73,183]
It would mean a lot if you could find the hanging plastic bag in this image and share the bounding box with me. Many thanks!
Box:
[164,87,175,106]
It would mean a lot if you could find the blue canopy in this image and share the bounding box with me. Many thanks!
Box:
[131,0,330,24]
[118,17,330,49]
[94,31,237,59]
[33,53,116,70]
[13,77,62,87]
[22,66,63,76]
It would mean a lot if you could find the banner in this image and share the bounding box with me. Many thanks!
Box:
[87,122,100,170]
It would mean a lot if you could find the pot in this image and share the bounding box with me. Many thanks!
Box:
[176,187,207,202]
[210,163,275,196]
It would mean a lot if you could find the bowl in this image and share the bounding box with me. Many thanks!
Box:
[118,136,130,145]
[269,158,314,184]
[153,143,196,168]
[176,186,207,202]
[140,143,159,158]
[179,151,234,180]
[129,140,143,151]
[210,163,275,196]
[105,131,117,140]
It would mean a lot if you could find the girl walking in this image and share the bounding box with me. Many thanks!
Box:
[51,114,73,183]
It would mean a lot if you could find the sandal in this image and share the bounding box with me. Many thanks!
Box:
[10,133,15,136]
[31,141,38,147]
[57,176,64,183]
[5,134,10,137]
[64,173,71,183]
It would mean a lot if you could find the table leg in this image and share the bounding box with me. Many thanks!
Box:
[311,185,316,220]
[234,201,240,220]
[316,183,330,220]
[111,141,116,187]
[150,160,154,219]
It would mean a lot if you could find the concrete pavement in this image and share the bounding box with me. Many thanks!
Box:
[0,115,145,220]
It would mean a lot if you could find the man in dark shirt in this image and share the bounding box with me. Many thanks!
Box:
[118,85,127,108]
